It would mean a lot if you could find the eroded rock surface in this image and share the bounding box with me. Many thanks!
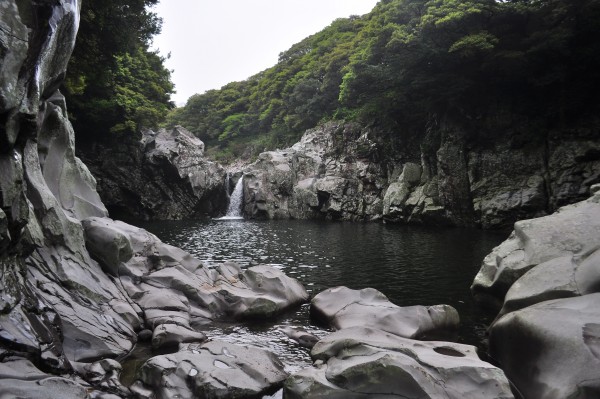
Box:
[83,216,309,328]
[490,294,600,399]
[471,189,600,304]
[81,126,228,220]
[242,121,600,228]
[311,286,459,339]
[472,187,600,398]
[284,327,514,399]
[132,340,288,399]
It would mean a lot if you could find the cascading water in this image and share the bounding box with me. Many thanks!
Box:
[217,176,244,220]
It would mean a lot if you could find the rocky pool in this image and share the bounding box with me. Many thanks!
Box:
[124,219,506,381]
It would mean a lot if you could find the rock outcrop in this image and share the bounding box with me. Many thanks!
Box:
[132,341,288,399]
[283,287,512,398]
[471,186,600,398]
[285,327,514,399]
[81,126,228,221]
[311,286,459,339]
[242,121,600,228]
[243,123,387,221]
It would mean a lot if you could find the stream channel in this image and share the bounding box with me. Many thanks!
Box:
[122,219,507,392]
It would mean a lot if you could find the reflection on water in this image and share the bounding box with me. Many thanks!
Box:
[132,219,506,379]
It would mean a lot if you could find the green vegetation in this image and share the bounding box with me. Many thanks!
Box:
[62,0,174,145]
[167,0,600,161]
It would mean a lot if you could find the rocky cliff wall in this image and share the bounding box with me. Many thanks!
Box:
[242,120,600,228]
[0,3,305,397]
[81,126,228,221]
[0,0,136,390]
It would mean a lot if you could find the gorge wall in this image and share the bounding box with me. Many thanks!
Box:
[80,126,228,221]
[242,120,600,229]
[0,3,305,397]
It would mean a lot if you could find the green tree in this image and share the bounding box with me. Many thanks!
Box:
[62,0,174,144]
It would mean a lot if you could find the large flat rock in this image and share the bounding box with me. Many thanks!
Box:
[132,340,288,399]
[284,326,514,399]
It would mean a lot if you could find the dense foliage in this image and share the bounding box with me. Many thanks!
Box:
[63,0,174,144]
[167,0,600,161]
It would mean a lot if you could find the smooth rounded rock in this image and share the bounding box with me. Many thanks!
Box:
[490,294,600,399]
[311,286,459,339]
[285,326,514,399]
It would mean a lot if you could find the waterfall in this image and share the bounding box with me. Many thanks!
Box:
[217,176,244,220]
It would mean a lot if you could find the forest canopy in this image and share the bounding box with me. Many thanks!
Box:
[166,0,600,161]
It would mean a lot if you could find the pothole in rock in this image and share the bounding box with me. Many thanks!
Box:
[433,346,466,357]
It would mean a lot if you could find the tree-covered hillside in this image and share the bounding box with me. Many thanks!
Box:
[62,0,175,145]
[167,0,600,162]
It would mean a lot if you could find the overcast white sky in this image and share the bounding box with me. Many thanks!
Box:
[152,1,380,105]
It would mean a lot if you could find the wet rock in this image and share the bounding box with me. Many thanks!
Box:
[0,376,89,399]
[0,360,90,399]
[284,326,514,399]
[311,286,459,339]
[281,326,320,349]
[490,294,600,399]
[151,324,207,350]
[471,189,600,305]
[72,358,128,395]
[133,340,287,399]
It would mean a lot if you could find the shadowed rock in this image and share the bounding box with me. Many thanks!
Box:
[82,126,228,220]
[490,294,600,399]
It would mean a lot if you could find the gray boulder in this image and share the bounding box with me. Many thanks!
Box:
[471,189,600,305]
[151,324,207,350]
[497,247,600,317]
[311,286,459,339]
[490,294,600,399]
[284,326,514,399]
[280,326,320,349]
[132,340,287,399]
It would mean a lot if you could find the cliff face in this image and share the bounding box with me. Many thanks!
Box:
[1,3,308,397]
[1,0,132,364]
[242,121,600,228]
[1,0,136,387]
[80,126,228,221]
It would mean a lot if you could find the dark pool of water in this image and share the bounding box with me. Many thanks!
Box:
[126,219,506,383]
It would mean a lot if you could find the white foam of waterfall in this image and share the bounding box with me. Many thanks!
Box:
[216,176,244,220]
